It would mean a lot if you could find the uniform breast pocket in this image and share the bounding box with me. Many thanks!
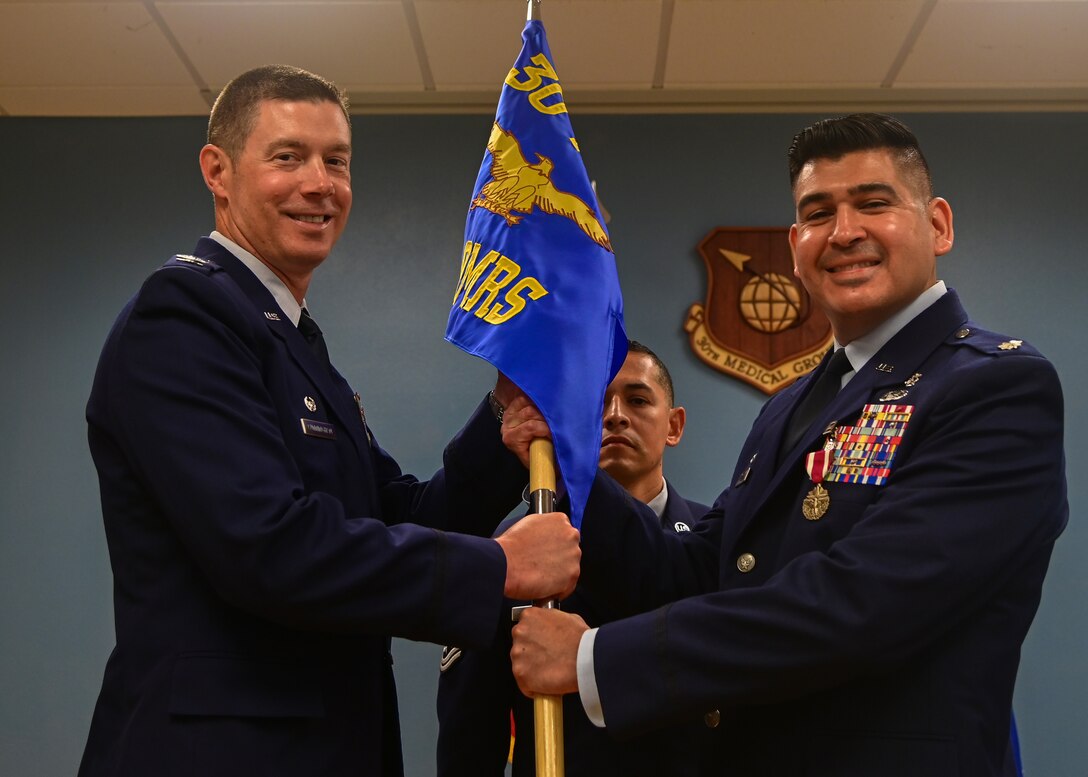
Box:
[799,483,883,546]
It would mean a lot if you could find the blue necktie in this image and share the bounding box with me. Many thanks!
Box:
[298,308,331,372]
[781,348,851,458]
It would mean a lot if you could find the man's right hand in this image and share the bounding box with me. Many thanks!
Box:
[495,512,580,601]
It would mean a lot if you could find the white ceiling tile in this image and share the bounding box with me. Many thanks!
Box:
[528,0,660,87]
[417,0,659,90]
[158,1,425,93]
[665,0,928,87]
[898,0,1088,86]
[0,2,194,86]
[416,0,529,88]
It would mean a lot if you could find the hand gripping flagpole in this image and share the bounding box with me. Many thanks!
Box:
[522,5,564,774]
[528,438,564,777]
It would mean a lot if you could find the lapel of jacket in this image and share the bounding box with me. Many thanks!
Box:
[721,290,970,548]
[193,238,373,461]
[660,480,694,531]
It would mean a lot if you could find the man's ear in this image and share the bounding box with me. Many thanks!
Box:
[930,196,955,257]
[666,406,686,448]
[199,144,230,199]
[789,223,801,277]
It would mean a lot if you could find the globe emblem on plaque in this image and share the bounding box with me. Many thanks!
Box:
[738,273,804,332]
[685,228,834,394]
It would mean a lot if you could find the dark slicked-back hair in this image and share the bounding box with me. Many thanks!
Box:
[627,340,676,407]
[207,64,350,160]
[787,113,933,200]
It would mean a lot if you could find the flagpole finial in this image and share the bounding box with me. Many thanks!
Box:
[526,0,541,22]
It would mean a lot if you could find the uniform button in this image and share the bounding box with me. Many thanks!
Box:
[736,553,756,573]
[955,327,971,339]
[704,709,721,728]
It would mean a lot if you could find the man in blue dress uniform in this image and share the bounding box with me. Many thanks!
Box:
[507,114,1066,777]
[78,64,580,777]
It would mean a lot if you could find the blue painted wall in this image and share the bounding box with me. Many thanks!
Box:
[1,112,1084,776]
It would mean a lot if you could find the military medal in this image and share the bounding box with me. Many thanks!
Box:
[802,444,834,520]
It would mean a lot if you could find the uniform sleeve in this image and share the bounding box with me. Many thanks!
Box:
[372,398,528,538]
[575,471,723,620]
[90,265,509,647]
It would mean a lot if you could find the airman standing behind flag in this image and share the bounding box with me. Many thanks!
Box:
[437,342,715,777]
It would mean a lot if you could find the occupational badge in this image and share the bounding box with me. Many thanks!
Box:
[685,228,833,394]
[878,388,910,401]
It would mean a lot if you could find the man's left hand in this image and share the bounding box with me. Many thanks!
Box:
[493,374,550,469]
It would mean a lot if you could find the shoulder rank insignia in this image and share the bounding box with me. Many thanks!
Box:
[999,339,1023,350]
[173,254,208,266]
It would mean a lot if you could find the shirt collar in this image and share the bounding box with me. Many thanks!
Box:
[209,231,306,326]
[839,281,947,381]
[645,479,668,519]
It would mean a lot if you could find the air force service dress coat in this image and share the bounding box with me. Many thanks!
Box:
[80,239,526,777]
[437,485,711,777]
[575,290,1067,777]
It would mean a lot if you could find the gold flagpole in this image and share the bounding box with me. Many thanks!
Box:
[523,1,562,774]
[528,438,564,777]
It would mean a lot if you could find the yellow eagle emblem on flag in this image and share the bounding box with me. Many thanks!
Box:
[471,122,612,252]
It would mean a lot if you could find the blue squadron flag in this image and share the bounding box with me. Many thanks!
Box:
[445,19,626,528]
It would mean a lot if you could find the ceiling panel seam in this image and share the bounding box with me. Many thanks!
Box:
[144,1,214,108]
[653,0,674,89]
[403,0,435,91]
[882,0,939,89]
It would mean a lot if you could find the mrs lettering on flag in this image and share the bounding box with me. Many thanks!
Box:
[684,227,833,395]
